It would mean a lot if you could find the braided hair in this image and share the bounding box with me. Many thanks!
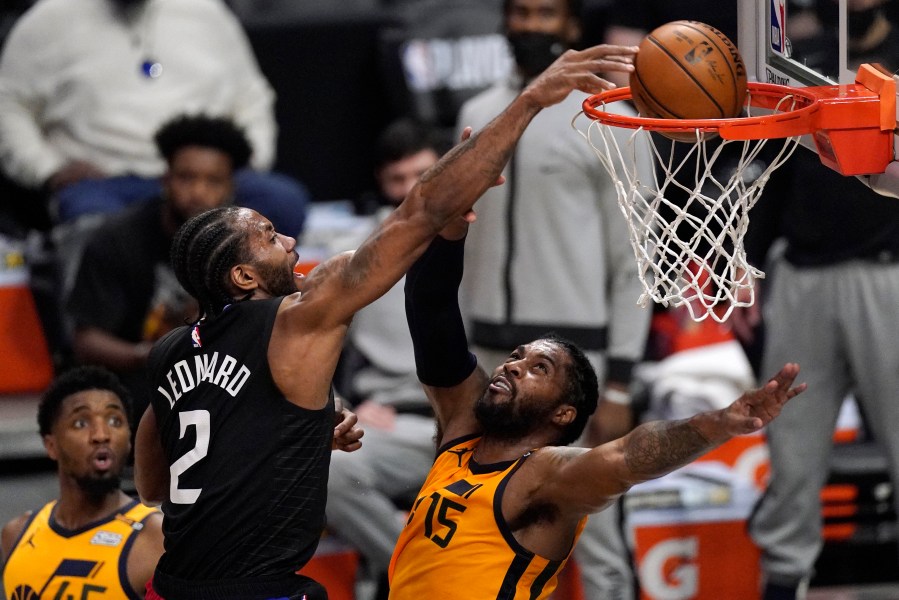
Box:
[171,206,252,319]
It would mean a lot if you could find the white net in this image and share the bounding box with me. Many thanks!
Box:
[574,97,803,323]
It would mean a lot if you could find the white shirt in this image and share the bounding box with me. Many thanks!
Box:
[0,0,276,188]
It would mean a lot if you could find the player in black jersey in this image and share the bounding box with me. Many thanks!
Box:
[133,42,643,600]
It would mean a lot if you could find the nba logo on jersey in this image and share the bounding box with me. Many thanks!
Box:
[90,530,123,547]
[770,0,787,55]
[191,325,202,348]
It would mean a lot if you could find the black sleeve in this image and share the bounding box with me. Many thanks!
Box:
[404,236,477,387]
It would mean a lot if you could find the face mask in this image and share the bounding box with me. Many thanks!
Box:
[506,31,567,79]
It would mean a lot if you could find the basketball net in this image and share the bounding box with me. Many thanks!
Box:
[574,92,804,323]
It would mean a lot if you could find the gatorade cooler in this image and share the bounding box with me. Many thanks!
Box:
[626,463,762,600]
[0,237,53,393]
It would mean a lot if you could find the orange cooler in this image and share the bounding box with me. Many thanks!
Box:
[626,463,762,600]
[0,245,53,393]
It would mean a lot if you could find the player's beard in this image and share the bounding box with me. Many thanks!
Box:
[75,473,122,501]
[474,392,554,443]
[253,260,300,297]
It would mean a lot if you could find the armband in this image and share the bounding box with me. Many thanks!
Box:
[405,236,477,387]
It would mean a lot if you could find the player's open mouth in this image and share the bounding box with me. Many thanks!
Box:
[489,375,513,395]
[92,449,113,471]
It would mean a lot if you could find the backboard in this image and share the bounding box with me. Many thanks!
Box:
[738,0,899,196]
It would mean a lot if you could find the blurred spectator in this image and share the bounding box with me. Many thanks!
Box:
[734,148,899,600]
[0,0,35,43]
[1,366,164,600]
[0,0,310,237]
[65,114,250,434]
[226,0,380,21]
[456,0,654,597]
[789,0,899,82]
[326,118,442,600]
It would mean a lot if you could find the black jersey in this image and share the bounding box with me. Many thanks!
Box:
[147,297,334,586]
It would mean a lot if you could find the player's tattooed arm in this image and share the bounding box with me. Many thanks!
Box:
[622,420,712,478]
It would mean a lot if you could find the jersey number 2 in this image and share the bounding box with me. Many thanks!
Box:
[170,410,210,504]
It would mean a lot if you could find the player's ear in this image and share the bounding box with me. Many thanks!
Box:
[229,264,259,293]
[553,404,576,427]
[43,434,58,461]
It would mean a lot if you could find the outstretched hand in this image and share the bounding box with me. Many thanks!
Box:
[522,44,639,109]
[723,362,806,435]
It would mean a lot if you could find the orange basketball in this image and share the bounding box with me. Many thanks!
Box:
[629,21,747,141]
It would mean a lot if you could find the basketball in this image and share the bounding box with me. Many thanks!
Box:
[629,21,747,140]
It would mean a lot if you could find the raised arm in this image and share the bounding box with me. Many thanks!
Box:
[531,363,807,516]
[294,44,639,331]
[405,225,485,446]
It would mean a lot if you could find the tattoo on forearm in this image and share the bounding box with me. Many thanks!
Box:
[342,243,377,288]
[420,125,515,186]
[623,421,712,476]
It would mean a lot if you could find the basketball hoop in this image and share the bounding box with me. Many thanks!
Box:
[574,64,896,323]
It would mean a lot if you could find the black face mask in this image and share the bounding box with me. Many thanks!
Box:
[507,31,567,79]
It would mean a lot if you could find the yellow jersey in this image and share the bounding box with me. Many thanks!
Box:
[3,499,159,600]
[388,435,586,599]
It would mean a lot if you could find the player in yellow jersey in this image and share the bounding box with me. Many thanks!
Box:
[2,366,163,599]
[388,216,807,599]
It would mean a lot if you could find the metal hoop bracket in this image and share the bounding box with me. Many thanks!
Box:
[582,63,896,175]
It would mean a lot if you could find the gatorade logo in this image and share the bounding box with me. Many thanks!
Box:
[639,537,699,600]
[733,442,771,490]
